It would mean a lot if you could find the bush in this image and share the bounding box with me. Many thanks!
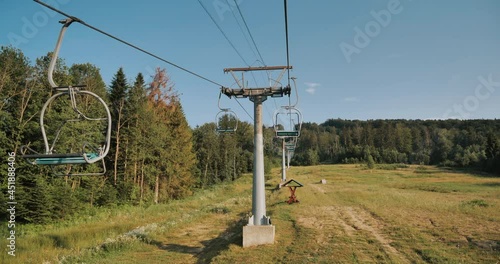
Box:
[462,199,489,207]
[414,166,432,174]
[376,164,409,170]
[367,155,375,169]
[342,157,361,164]
[209,206,231,214]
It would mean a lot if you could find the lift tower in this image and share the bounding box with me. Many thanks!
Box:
[221,65,291,247]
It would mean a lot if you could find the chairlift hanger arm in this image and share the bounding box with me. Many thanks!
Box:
[289,77,299,107]
[217,91,229,111]
[48,18,75,88]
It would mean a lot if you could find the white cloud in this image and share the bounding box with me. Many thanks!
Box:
[344,97,360,102]
[304,82,320,95]
[306,87,316,94]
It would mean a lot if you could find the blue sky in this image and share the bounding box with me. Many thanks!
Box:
[1,0,499,127]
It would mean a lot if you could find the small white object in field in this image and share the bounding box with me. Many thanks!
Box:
[320,179,327,184]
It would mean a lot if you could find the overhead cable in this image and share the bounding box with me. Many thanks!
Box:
[34,0,225,87]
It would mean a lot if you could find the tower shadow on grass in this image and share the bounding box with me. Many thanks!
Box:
[149,213,247,264]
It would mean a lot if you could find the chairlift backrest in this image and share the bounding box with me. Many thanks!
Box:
[216,109,238,133]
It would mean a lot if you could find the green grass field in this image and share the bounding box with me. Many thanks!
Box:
[2,165,499,263]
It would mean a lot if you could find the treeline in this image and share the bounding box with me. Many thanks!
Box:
[0,46,280,224]
[192,121,279,188]
[293,119,500,174]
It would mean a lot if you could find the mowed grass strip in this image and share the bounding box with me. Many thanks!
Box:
[264,165,500,263]
[213,165,499,263]
[4,165,499,263]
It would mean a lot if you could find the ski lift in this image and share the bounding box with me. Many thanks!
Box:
[274,77,302,138]
[285,138,296,147]
[20,18,111,175]
[284,137,296,150]
[274,106,302,138]
[215,91,238,133]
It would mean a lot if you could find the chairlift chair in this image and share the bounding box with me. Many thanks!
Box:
[274,76,302,138]
[274,106,302,138]
[215,109,238,133]
[20,18,111,176]
[215,91,238,133]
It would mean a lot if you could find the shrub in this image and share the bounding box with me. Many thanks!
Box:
[367,155,375,169]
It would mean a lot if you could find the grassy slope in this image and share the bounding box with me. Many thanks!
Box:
[2,165,499,263]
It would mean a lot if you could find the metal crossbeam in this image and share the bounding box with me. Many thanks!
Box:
[221,86,291,99]
[223,65,292,72]
[224,65,293,91]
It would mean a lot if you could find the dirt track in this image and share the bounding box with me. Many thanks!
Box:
[297,181,410,263]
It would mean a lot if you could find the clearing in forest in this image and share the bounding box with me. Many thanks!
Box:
[3,165,499,263]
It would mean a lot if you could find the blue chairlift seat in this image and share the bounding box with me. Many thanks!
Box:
[23,153,100,165]
[216,128,237,133]
[276,131,299,137]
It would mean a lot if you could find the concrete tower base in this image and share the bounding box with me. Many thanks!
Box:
[242,225,275,248]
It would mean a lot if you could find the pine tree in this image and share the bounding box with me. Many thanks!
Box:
[123,73,148,202]
[169,102,197,197]
[193,123,220,187]
[108,67,129,185]
[109,67,128,105]
[145,67,196,203]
